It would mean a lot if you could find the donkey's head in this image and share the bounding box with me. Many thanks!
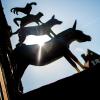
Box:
[72,20,91,42]
[47,15,62,26]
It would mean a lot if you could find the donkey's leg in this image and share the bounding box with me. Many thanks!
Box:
[13,62,28,94]
[66,49,85,69]
[64,54,80,73]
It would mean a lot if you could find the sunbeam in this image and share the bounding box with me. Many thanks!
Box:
[38,45,43,64]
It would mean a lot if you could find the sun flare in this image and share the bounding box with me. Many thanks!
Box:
[24,35,50,46]
[24,35,51,63]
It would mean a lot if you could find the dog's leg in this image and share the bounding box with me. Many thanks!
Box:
[50,30,56,37]
[48,34,53,38]
[39,20,44,24]
[36,22,40,26]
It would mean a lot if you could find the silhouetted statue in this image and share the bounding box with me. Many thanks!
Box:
[12,20,91,93]
[14,12,44,27]
[11,15,62,44]
[11,2,37,15]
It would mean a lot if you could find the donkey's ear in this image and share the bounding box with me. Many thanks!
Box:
[52,15,55,19]
[72,20,77,30]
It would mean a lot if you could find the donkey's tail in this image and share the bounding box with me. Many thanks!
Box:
[13,18,21,27]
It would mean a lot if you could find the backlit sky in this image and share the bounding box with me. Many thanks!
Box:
[1,0,100,93]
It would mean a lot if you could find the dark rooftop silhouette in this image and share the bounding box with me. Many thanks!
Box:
[19,63,100,99]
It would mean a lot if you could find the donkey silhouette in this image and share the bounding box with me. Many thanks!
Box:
[14,12,44,27]
[11,2,37,15]
[12,20,91,93]
[11,15,62,44]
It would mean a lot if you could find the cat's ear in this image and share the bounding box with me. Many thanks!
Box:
[52,15,55,19]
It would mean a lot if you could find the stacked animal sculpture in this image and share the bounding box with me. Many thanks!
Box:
[12,21,91,94]
[10,2,91,95]
[11,2,57,42]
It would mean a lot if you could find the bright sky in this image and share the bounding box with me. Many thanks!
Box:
[1,0,100,93]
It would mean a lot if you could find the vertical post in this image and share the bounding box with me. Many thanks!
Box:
[0,0,15,100]
[0,65,9,100]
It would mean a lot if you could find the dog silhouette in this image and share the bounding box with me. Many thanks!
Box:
[11,15,62,44]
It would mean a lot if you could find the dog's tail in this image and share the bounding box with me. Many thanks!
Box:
[13,18,21,27]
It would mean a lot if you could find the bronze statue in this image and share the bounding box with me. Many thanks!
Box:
[12,20,91,93]
[10,2,92,94]
[11,2,37,15]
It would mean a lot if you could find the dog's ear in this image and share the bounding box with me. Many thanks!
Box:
[52,15,55,19]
